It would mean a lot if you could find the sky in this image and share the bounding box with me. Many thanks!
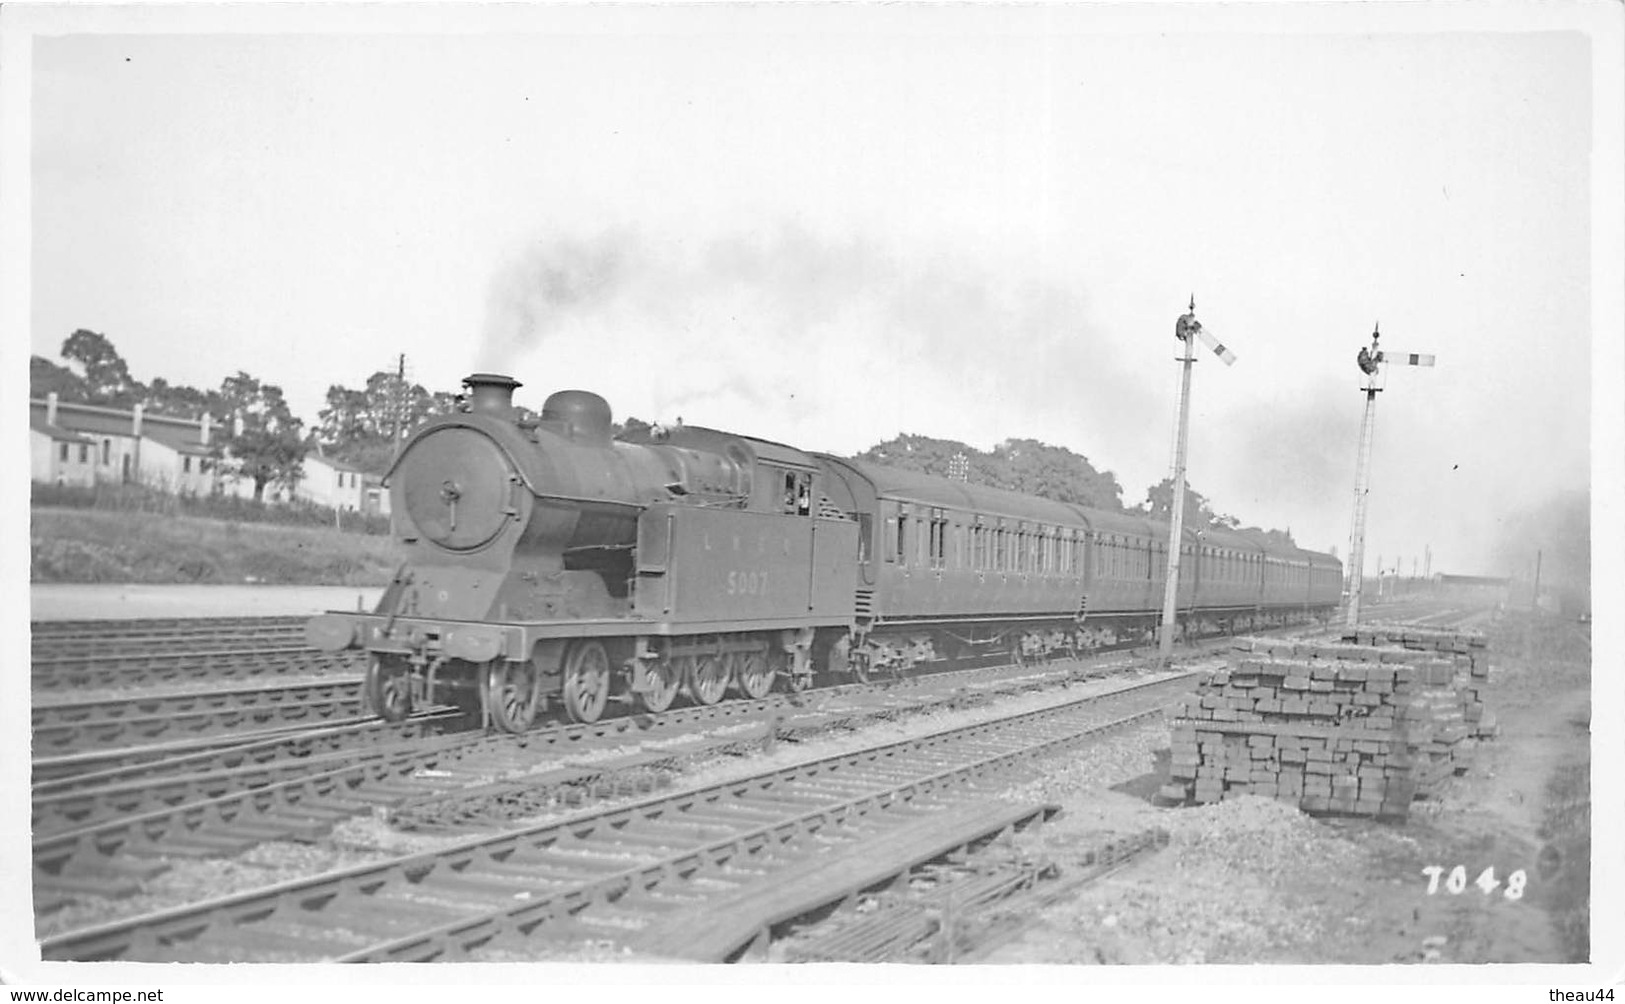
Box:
[11,3,1621,581]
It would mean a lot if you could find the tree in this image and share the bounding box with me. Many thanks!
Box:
[142,377,218,419]
[993,438,1125,511]
[853,434,1127,511]
[313,372,471,474]
[30,355,88,404]
[1139,477,1222,529]
[856,433,985,479]
[612,416,653,440]
[212,371,306,501]
[61,329,142,407]
[37,332,214,418]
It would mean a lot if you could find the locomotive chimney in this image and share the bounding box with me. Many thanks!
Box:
[463,373,523,421]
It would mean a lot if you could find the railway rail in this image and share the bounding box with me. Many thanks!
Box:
[31,680,369,755]
[40,670,1194,963]
[32,615,309,654]
[31,647,362,694]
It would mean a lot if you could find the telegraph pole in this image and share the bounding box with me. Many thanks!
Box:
[1158,297,1237,659]
[1343,325,1434,626]
[392,353,407,448]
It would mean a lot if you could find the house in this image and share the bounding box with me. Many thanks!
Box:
[30,410,98,487]
[297,451,369,511]
[28,393,218,492]
[361,473,392,518]
[30,392,391,511]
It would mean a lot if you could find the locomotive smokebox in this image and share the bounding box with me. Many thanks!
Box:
[542,389,614,445]
[463,373,523,421]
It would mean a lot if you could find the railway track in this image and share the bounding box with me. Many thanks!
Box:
[31,615,310,657]
[40,671,1193,963]
[32,680,370,755]
[31,651,1151,902]
[31,647,362,694]
[32,713,461,791]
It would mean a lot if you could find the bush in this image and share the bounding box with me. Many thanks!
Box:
[30,481,392,536]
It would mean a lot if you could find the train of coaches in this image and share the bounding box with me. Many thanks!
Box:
[306,374,1343,732]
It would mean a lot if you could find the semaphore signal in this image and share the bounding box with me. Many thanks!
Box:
[1158,296,1238,661]
[1344,323,1435,627]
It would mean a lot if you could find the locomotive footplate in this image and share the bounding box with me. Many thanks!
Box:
[307,612,842,662]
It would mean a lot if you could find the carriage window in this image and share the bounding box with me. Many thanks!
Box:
[897,512,909,566]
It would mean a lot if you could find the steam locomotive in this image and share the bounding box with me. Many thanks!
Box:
[306,373,1343,730]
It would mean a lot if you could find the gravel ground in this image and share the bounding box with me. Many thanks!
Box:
[976,611,1593,969]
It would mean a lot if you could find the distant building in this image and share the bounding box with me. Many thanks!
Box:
[297,451,369,512]
[28,392,397,513]
[28,393,217,493]
[361,473,392,518]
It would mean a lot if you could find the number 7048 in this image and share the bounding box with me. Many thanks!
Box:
[1422,865,1526,900]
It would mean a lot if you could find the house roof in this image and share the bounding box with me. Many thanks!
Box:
[140,416,212,455]
[29,415,95,443]
[29,399,212,453]
[305,453,365,474]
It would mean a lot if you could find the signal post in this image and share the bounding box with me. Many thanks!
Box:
[1158,298,1237,660]
[1343,325,1434,626]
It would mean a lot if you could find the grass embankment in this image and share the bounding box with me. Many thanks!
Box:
[31,507,400,586]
